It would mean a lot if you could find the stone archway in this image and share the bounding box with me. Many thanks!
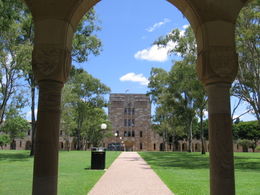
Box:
[22,0,252,195]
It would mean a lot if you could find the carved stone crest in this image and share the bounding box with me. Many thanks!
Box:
[32,45,71,83]
[209,47,238,78]
[197,46,238,85]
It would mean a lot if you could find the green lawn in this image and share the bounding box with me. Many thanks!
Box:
[139,152,260,195]
[0,150,120,195]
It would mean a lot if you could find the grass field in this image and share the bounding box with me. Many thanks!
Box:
[0,150,120,195]
[139,152,260,195]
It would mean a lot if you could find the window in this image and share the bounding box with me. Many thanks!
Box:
[124,106,135,115]
[128,119,131,126]
[60,130,63,136]
[132,131,135,137]
[27,130,30,136]
[132,108,135,115]
[140,131,143,137]
[140,143,143,150]
[124,131,128,137]
[116,130,119,137]
[132,119,135,126]
[128,131,131,137]
[154,144,156,150]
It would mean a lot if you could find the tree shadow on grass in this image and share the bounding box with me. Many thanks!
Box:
[0,152,31,162]
[234,156,260,170]
[140,152,209,169]
[140,152,260,171]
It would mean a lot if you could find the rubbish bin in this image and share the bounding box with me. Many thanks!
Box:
[91,147,106,169]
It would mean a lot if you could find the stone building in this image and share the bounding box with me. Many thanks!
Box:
[103,93,162,151]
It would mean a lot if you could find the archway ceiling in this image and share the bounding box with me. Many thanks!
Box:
[24,0,247,30]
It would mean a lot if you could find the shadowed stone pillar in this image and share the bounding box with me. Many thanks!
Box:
[197,43,238,195]
[31,44,71,195]
[22,1,100,194]
[206,83,235,195]
[32,80,63,195]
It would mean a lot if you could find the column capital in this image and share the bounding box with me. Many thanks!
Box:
[32,44,71,83]
[196,46,238,85]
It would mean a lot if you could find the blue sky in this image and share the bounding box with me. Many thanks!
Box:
[26,0,256,122]
[75,0,256,122]
[80,0,187,94]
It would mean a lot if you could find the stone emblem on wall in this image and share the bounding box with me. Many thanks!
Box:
[32,45,71,82]
[209,47,238,78]
[196,46,238,85]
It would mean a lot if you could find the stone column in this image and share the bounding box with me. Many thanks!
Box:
[31,45,71,195]
[207,83,235,195]
[32,81,63,195]
[197,45,238,195]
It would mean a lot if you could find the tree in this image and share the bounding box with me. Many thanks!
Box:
[1,108,30,149]
[0,10,29,125]
[233,1,260,124]
[0,134,10,149]
[148,26,207,153]
[233,120,260,151]
[61,67,110,150]
[0,0,103,154]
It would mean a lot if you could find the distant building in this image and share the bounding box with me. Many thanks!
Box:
[103,93,162,151]
[1,93,258,152]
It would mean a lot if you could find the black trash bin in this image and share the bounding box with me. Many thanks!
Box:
[91,147,106,169]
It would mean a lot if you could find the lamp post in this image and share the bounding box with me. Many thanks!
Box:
[114,132,118,150]
[101,123,107,130]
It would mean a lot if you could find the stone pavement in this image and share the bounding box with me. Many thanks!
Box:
[88,152,174,195]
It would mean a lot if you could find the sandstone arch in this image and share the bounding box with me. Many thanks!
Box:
[20,0,253,194]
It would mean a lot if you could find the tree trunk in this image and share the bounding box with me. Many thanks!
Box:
[30,81,36,156]
[200,110,206,154]
[188,119,193,152]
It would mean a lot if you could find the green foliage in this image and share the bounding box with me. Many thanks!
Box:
[237,139,254,152]
[1,108,30,141]
[61,66,110,148]
[0,2,30,124]
[233,1,260,123]
[72,8,102,63]
[233,120,260,151]
[0,134,10,148]
[233,121,260,141]
[148,26,207,152]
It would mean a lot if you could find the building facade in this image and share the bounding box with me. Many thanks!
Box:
[103,93,162,151]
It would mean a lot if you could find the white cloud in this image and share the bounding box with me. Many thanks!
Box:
[26,109,38,121]
[146,18,171,32]
[120,73,149,86]
[134,41,177,62]
[178,24,190,37]
[182,24,190,29]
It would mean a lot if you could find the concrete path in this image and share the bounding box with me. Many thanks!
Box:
[88,152,174,195]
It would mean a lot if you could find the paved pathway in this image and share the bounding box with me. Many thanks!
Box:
[88,152,174,195]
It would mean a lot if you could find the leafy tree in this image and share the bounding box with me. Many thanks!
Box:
[233,1,260,124]
[148,26,207,153]
[0,134,10,149]
[233,120,260,151]
[0,0,103,154]
[0,10,29,125]
[1,108,30,149]
[61,67,110,149]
